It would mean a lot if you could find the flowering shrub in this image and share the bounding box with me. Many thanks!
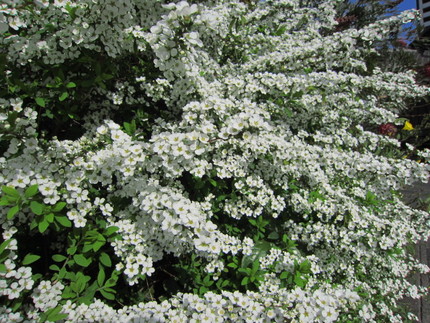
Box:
[0,0,429,322]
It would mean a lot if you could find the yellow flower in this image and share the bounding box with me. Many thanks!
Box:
[402,121,414,131]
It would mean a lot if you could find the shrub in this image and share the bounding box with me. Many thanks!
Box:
[0,0,429,322]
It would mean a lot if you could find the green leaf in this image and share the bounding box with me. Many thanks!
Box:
[130,120,136,133]
[99,252,112,267]
[294,273,306,288]
[216,279,225,289]
[105,226,119,236]
[76,273,90,293]
[59,92,69,101]
[198,286,208,295]
[299,260,312,274]
[65,4,77,19]
[46,213,54,223]
[7,205,19,220]
[0,197,11,206]
[22,254,41,265]
[77,271,91,282]
[97,266,106,287]
[275,24,287,36]
[267,231,279,240]
[35,97,46,107]
[221,279,229,288]
[241,277,249,286]
[38,220,49,233]
[0,250,10,263]
[104,287,116,293]
[61,287,76,299]
[227,262,238,269]
[100,289,115,300]
[66,82,76,88]
[29,219,38,230]
[82,244,93,253]
[32,273,42,281]
[74,254,91,267]
[92,240,105,252]
[78,283,97,304]
[104,272,119,287]
[280,271,289,280]
[65,272,77,281]
[251,259,260,274]
[238,267,251,275]
[284,107,293,117]
[49,264,60,271]
[67,246,77,255]
[30,201,44,215]
[11,300,23,313]
[44,109,54,119]
[123,122,131,134]
[101,73,113,81]
[52,254,67,262]
[58,267,67,279]
[52,202,67,212]
[97,233,106,242]
[216,195,227,202]
[282,234,288,243]
[0,239,11,254]
[2,186,20,198]
[85,229,98,238]
[56,216,72,227]
[208,178,218,187]
[203,275,212,286]
[0,264,6,272]
[45,305,68,322]
[24,184,38,198]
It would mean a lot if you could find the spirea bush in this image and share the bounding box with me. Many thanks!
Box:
[0,0,429,322]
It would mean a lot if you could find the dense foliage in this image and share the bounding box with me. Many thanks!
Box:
[0,0,429,322]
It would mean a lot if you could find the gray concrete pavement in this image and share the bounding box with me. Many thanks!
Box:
[402,181,430,322]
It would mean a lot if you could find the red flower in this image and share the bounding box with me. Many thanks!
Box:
[378,123,397,137]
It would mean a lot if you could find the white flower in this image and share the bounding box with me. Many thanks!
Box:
[185,32,203,47]
[320,307,339,322]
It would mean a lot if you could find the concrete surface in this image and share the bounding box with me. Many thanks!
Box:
[402,181,430,322]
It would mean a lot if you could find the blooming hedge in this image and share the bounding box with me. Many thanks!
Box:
[0,0,430,322]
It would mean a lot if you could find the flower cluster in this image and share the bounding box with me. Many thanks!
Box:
[59,287,360,323]
[0,0,429,322]
[31,280,64,312]
[0,259,34,300]
[0,237,34,322]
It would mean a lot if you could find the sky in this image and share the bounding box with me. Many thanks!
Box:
[398,0,416,11]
